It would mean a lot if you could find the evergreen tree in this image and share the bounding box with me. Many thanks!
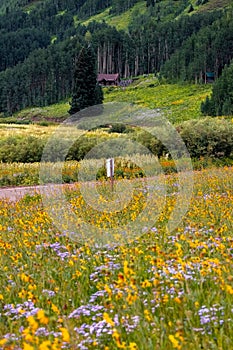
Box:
[68,44,103,115]
[201,62,233,116]
[201,95,214,115]
[146,0,155,7]
[188,4,194,13]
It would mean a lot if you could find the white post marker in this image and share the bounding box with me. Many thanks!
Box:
[106,158,114,191]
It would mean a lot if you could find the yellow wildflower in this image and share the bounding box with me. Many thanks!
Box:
[174,297,181,304]
[104,284,112,296]
[226,284,233,294]
[141,279,152,288]
[39,340,51,350]
[168,335,181,349]
[52,303,60,314]
[60,327,70,343]
[37,309,49,325]
[27,316,38,331]
[144,309,152,322]
[0,339,7,346]
[23,343,34,350]
[21,273,30,283]
[103,312,115,327]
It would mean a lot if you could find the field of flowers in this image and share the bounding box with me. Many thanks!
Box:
[0,166,233,349]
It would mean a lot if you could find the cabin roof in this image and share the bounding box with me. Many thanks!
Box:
[98,73,120,82]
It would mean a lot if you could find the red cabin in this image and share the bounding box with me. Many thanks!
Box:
[98,73,120,86]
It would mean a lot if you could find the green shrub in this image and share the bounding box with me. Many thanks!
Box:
[178,117,233,159]
[108,123,127,134]
[0,136,45,163]
[15,119,31,125]
[38,121,50,126]
[66,136,99,161]
[132,129,166,157]
[192,157,233,170]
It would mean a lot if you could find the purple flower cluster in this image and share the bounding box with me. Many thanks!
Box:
[121,315,140,332]
[35,327,61,337]
[36,242,70,260]
[68,279,140,349]
[0,333,20,342]
[74,320,112,337]
[69,304,104,319]
[2,301,39,320]
[89,262,121,283]
[194,304,225,334]
[72,311,140,349]
[42,289,56,297]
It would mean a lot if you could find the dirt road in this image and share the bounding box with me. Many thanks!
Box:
[0,185,50,202]
[0,183,80,202]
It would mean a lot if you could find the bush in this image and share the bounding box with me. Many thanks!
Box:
[192,157,233,170]
[132,130,166,157]
[66,136,100,161]
[179,117,233,159]
[108,123,127,134]
[0,136,45,163]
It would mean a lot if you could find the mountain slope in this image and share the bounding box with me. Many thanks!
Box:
[0,0,232,116]
[81,2,147,31]
[0,0,42,14]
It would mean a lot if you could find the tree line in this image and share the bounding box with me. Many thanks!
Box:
[161,9,233,83]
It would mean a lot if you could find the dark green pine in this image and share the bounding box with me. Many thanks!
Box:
[68,45,103,115]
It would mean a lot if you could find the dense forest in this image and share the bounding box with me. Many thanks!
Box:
[0,0,232,115]
[201,61,233,116]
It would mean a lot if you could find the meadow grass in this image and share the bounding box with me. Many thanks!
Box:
[104,82,212,124]
[14,101,70,120]
[0,123,122,140]
[0,123,58,139]
[79,1,147,31]
[79,0,204,30]
[194,0,232,13]
[0,166,233,348]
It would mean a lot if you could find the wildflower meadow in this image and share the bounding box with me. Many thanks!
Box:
[0,165,233,349]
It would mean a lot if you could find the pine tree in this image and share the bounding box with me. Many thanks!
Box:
[146,0,155,7]
[68,44,103,115]
[201,62,233,116]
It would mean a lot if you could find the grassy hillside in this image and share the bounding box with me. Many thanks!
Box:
[5,77,212,125]
[80,2,147,30]
[12,101,70,123]
[104,79,212,124]
[0,0,42,14]
[79,0,232,30]
[1,0,232,16]
[179,0,232,16]
[195,0,232,13]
